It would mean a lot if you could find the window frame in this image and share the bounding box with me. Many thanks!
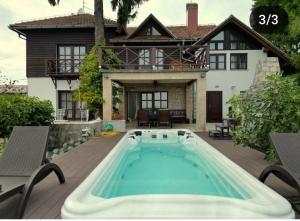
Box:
[140,91,168,110]
[154,91,168,109]
[58,91,86,120]
[209,54,226,70]
[57,45,86,73]
[208,31,225,51]
[230,53,248,70]
[229,32,247,50]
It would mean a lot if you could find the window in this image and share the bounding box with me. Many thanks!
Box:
[154,92,168,109]
[141,92,168,109]
[230,54,247,70]
[209,31,224,50]
[145,26,161,36]
[209,54,226,70]
[156,49,164,70]
[141,93,153,109]
[58,46,86,73]
[58,91,86,120]
[139,49,150,66]
[229,32,247,50]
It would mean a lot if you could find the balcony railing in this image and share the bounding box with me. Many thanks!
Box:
[99,45,209,71]
[46,59,82,76]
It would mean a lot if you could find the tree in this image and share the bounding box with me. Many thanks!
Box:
[252,0,300,70]
[48,0,147,116]
[111,0,148,31]
[0,73,18,94]
[228,73,300,160]
[72,39,123,117]
[48,0,148,41]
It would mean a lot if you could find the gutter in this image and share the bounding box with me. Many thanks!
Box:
[8,25,26,40]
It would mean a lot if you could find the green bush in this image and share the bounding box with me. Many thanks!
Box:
[228,73,300,160]
[0,95,54,138]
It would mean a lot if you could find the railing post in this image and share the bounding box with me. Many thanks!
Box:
[99,48,103,69]
[151,47,156,68]
[205,46,209,68]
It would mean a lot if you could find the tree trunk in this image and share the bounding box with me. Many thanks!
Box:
[94,0,104,43]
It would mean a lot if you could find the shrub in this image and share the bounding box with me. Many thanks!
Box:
[228,73,300,160]
[0,95,54,138]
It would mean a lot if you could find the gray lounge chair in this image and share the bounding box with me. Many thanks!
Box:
[259,133,300,210]
[259,133,300,193]
[0,126,65,218]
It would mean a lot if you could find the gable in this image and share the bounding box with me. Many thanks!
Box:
[205,25,262,51]
[195,15,290,62]
[127,14,176,39]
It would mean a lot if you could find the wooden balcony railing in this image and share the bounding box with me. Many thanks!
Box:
[46,59,82,76]
[99,45,209,71]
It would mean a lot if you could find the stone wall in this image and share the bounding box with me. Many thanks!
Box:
[253,57,281,85]
[125,83,186,109]
[48,119,103,150]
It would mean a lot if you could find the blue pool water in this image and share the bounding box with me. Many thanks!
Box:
[92,134,249,199]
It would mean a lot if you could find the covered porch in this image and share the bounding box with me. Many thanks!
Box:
[102,71,207,132]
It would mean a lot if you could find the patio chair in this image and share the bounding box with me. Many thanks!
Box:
[259,133,300,196]
[158,110,172,128]
[137,110,150,127]
[0,126,65,218]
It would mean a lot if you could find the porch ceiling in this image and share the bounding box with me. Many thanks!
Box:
[113,79,193,84]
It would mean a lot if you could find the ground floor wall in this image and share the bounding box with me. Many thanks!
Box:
[27,77,79,117]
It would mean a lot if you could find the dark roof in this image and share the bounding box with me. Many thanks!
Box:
[127,14,176,39]
[111,24,216,41]
[0,85,28,94]
[9,14,116,30]
[194,15,290,62]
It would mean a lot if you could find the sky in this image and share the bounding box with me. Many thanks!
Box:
[0,0,253,84]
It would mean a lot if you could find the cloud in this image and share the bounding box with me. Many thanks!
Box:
[0,0,253,83]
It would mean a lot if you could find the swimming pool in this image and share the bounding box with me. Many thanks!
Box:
[61,129,294,218]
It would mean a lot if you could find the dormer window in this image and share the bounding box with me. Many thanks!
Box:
[145,26,161,36]
[209,31,224,50]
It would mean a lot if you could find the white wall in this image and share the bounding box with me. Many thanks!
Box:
[206,49,268,119]
[27,77,79,114]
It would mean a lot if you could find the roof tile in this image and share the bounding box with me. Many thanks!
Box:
[10,14,116,29]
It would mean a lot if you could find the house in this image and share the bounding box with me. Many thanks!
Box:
[0,85,28,95]
[9,3,290,131]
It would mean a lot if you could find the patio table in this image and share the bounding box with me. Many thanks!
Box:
[215,124,230,137]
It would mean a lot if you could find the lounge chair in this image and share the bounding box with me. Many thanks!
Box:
[158,110,172,128]
[259,133,300,196]
[0,126,65,218]
[137,110,150,127]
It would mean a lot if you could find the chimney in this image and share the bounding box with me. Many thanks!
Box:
[186,3,198,31]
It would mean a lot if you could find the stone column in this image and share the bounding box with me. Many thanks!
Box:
[103,75,112,121]
[186,83,193,122]
[118,86,126,120]
[195,76,206,131]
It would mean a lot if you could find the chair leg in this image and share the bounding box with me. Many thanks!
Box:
[16,163,65,218]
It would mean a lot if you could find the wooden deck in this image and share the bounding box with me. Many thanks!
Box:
[18,133,299,218]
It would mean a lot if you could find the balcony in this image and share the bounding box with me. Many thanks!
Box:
[46,59,82,78]
[99,45,209,72]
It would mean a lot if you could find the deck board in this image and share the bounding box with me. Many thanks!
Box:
[20,132,299,218]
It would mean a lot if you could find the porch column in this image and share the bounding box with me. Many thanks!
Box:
[196,76,206,131]
[186,83,193,122]
[118,86,126,120]
[103,75,112,121]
